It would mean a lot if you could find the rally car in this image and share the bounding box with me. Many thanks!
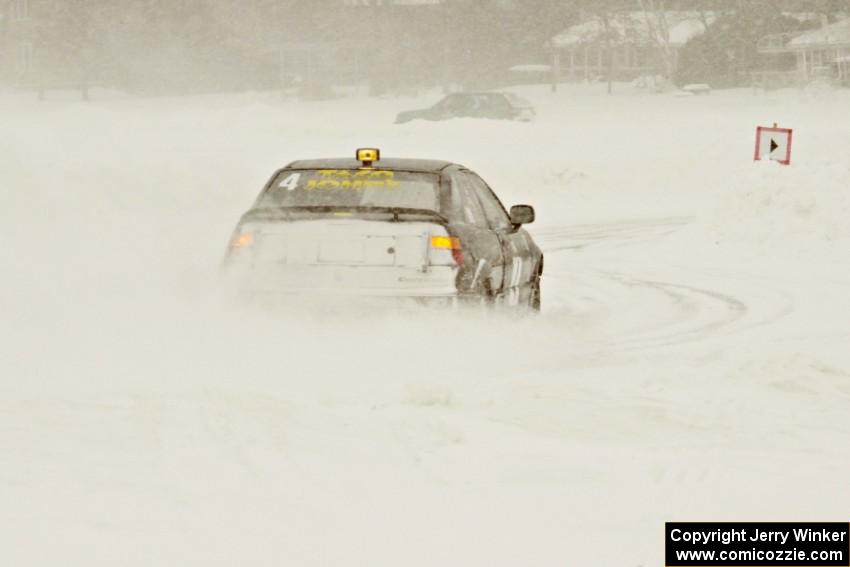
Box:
[395,92,536,124]
[223,149,542,310]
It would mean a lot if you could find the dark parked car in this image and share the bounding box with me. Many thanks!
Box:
[395,92,536,124]
[223,149,543,310]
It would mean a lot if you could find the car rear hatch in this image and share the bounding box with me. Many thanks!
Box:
[225,209,460,297]
[223,168,463,297]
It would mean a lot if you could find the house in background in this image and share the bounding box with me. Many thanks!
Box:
[758,16,850,86]
[549,11,714,83]
[787,17,850,83]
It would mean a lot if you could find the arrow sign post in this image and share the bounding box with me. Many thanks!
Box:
[754,124,793,165]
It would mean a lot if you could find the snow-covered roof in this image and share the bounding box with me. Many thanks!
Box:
[667,17,714,45]
[551,11,714,49]
[787,18,850,49]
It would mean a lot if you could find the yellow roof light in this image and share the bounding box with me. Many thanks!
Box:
[356,148,380,167]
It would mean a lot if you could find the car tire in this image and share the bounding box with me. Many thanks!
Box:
[528,267,542,312]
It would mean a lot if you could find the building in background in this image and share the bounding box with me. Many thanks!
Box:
[786,17,850,83]
[757,17,850,86]
[549,11,714,83]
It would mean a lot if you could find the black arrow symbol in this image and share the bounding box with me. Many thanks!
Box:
[770,139,779,153]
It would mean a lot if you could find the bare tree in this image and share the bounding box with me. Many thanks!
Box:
[573,0,633,94]
[636,0,676,83]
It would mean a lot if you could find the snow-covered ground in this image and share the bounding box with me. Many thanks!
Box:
[2,84,849,566]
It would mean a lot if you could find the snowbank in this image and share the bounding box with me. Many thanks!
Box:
[706,158,850,247]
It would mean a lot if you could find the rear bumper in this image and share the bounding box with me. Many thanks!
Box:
[221,262,460,299]
[228,290,468,314]
[254,291,460,303]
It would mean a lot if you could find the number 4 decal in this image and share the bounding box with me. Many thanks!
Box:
[277,173,301,191]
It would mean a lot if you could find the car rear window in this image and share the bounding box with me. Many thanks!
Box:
[256,169,440,212]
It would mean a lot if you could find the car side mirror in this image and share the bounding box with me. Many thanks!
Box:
[510,204,535,226]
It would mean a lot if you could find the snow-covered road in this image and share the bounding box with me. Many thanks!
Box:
[2,85,849,566]
[539,216,798,353]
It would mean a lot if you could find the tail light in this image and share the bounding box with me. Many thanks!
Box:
[230,232,254,250]
[430,235,463,266]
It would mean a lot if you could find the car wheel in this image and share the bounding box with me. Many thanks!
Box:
[528,268,542,312]
[474,281,497,311]
[484,281,498,305]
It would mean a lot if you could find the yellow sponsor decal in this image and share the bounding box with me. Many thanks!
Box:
[306,170,401,190]
[317,169,394,178]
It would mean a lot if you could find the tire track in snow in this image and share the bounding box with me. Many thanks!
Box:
[536,217,794,352]
[534,216,692,252]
